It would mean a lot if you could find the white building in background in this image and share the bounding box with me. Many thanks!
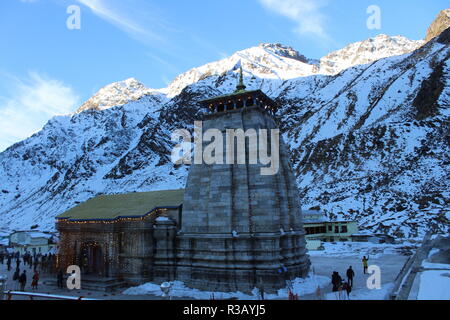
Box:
[9,231,57,255]
[0,231,9,253]
[302,210,359,250]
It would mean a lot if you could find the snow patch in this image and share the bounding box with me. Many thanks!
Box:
[123,274,330,300]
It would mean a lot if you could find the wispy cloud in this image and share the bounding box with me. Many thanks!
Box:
[258,0,329,39]
[77,1,227,62]
[77,0,173,44]
[0,72,79,152]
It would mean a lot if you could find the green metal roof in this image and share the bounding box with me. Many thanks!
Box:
[56,189,184,221]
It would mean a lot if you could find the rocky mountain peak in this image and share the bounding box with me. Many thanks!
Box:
[258,43,309,63]
[76,78,152,113]
[425,9,450,42]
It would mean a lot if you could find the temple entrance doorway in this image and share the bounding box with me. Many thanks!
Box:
[79,241,104,276]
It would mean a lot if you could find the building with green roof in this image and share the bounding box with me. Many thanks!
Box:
[56,189,184,284]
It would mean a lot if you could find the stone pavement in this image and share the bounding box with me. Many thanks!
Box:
[0,261,191,300]
[0,247,410,300]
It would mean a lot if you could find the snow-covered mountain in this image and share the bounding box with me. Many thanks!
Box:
[319,34,424,75]
[163,37,424,98]
[76,78,167,113]
[0,24,449,238]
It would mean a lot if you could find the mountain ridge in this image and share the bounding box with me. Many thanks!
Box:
[75,34,424,113]
[0,24,449,238]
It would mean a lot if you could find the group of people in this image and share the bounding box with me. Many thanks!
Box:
[12,268,40,291]
[331,267,354,300]
[0,251,57,292]
[0,252,56,273]
[330,256,370,300]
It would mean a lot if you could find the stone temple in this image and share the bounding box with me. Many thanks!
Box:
[56,69,310,293]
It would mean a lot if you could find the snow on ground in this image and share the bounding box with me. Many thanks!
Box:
[123,274,330,300]
[415,252,450,300]
[325,283,394,300]
[308,241,415,258]
[123,242,413,300]
[427,248,441,258]
[417,270,450,300]
[422,261,450,270]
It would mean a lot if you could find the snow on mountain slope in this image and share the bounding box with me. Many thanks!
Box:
[164,43,319,98]
[0,96,188,230]
[277,33,450,238]
[76,78,167,113]
[165,36,424,98]
[0,28,448,237]
[320,35,424,75]
[74,36,425,111]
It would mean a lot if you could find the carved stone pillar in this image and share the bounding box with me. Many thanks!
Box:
[152,218,177,283]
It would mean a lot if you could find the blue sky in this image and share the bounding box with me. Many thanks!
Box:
[0,0,448,151]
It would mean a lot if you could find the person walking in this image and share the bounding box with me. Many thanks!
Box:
[33,257,39,272]
[259,286,265,300]
[13,267,20,290]
[362,256,369,274]
[331,271,342,297]
[57,269,64,289]
[19,270,27,291]
[6,256,11,271]
[346,266,355,287]
[342,281,352,300]
[31,270,39,291]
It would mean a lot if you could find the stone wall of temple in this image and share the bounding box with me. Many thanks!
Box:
[177,106,310,293]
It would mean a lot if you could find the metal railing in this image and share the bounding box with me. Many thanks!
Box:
[389,232,432,300]
[3,290,99,300]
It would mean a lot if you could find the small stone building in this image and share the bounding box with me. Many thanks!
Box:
[56,189,184,284]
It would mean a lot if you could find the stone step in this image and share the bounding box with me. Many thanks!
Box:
[43,278,127,292]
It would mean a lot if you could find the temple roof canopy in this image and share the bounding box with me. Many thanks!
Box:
[199,89,267,104]
[199,89,277,115]
[199,65,277,115]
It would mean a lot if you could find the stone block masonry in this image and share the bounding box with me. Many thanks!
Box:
[177,106,310,293]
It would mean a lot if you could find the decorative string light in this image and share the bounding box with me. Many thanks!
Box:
[57,208,168,225]
[55,208,169,273]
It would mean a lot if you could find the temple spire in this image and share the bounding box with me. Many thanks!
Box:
[235,65,246,92]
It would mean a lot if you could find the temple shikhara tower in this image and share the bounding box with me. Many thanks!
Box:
[176,68,310,292]
[56,68,310,293]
